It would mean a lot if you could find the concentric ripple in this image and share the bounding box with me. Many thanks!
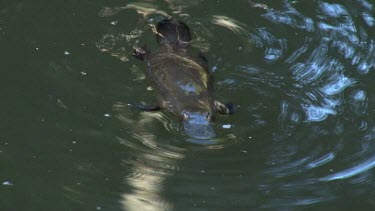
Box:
[102,0,375,209]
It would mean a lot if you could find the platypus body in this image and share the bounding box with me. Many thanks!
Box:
[133,19,233,140]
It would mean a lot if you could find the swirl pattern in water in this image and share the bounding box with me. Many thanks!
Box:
[98,0,375,210]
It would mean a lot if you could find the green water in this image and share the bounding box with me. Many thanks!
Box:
[2,0,375,210]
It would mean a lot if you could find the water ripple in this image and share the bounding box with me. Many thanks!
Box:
[320,74,355,96]
[98,1,375,209]
[262,2,314,31]
[319,155,375,181]
[306,152,335,169]
[319,2,349,18]
[251,28,287,62]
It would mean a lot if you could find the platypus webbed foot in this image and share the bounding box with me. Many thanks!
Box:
[214,100,236,115]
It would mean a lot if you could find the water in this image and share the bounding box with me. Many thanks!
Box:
[2,0,375,210]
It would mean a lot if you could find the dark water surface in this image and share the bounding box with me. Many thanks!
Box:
[2,0,375,210]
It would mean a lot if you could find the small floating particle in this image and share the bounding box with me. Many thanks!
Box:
[222,124,232,129]
[211,65,218,72]
[81,43,85,46]
[72,141,77,144]
[2,181,13,186]
[80,71,87,75]
[96,206,102,210]
[147,86,153,91]
[57,99,68,109]
[64,51,70,55]
[110,20,118,25]
[104,113,111,117]
[36,47,39,50]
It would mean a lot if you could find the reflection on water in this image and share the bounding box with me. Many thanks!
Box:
[113,100,238,210]
[211,15,248,34]
[101,0,375,209]
[113,103,181,211]
[320,155,375,182]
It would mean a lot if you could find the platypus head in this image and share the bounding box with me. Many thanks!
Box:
[156,19,191,49]
[182,111,216,140]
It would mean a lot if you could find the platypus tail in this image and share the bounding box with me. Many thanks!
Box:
[156,19,191,48]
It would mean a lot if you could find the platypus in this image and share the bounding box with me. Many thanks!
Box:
[133,19,234,140]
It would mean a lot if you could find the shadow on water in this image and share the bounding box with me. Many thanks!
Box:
[2,0,375,210]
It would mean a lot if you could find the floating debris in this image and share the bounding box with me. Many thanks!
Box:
[110,20,118,26]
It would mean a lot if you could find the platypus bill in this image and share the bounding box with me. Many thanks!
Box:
[133,18,234,140]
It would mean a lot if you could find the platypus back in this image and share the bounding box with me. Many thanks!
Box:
[156,19,191,48]
[132,19,235,140]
